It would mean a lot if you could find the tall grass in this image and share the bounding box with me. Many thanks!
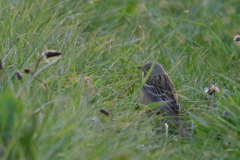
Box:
[0,0,240,159]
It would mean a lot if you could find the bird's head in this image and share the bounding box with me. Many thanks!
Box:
[138,62,165,77]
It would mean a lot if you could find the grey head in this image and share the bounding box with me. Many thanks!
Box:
[138,62,166,77]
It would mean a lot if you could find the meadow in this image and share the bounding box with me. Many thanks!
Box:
[0,0,240,159]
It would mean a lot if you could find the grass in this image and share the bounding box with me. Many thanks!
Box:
[0,0,240,159]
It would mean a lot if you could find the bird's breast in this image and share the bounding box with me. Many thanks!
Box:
[139,88,154,105]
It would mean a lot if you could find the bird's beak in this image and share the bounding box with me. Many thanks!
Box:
[137,66,143,70]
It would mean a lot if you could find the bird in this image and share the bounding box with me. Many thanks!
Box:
[138,62,188,136]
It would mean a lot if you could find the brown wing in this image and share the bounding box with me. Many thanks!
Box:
[145,74,180,116]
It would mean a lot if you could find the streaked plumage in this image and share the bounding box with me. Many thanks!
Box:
[138,62,181,125]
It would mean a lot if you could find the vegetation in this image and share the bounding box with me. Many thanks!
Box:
[0,0,240,159]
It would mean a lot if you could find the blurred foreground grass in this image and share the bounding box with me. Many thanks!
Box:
[1,0,240,159]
